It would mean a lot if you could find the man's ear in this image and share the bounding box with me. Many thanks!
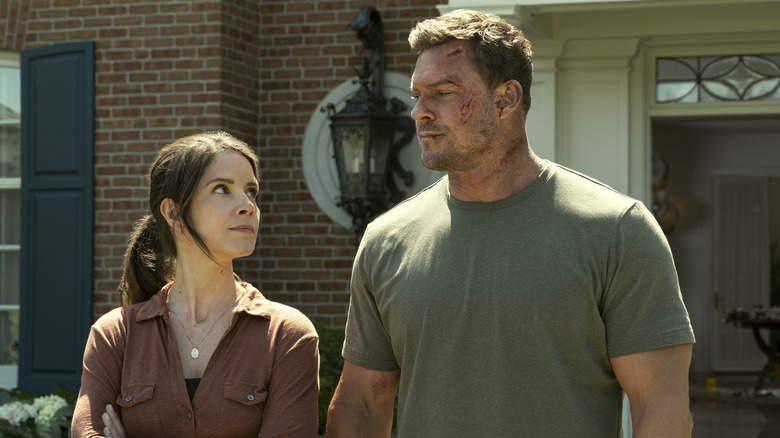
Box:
[160,198,179,229]
[495,80,523,119]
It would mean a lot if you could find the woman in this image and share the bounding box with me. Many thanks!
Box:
[72,131,319,437]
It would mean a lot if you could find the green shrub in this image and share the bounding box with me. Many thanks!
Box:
[314,322,345,435]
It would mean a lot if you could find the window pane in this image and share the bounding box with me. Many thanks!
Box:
[702,80,741,101]
[656,82,698,103]
[0,191,19,246]
[0,311,19,364]
[701,56,739,79]
[0,252,18,305]
[657,58,697,81]
[0,67,21,118]
[744,78,780,100]
[746,55,780,77]
[0,124,20,178]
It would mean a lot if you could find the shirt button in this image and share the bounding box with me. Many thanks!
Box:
[125,395,132,402]
[187,411,193,419]
[247,394,255,401]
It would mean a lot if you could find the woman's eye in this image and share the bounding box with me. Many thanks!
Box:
[214,185,229,194]
[246,188,258,198]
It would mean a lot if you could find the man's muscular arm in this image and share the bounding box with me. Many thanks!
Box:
[612,343,693,437]
[326,360,400,438]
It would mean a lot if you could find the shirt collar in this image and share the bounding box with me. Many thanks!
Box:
[134,282,273,322]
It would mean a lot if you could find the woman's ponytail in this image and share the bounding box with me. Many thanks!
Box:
[117,215,172,306]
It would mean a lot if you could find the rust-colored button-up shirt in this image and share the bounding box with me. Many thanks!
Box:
[72,283,319,437]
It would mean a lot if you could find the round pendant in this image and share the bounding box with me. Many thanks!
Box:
[190,347,200,359]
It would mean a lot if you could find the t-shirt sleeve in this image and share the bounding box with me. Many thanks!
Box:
[71,311,125,437]
[602,202,695,358]
[342,236,400,371]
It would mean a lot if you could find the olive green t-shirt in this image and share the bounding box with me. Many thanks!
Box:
[344,162,694,437]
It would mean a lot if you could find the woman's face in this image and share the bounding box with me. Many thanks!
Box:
[184,151,260,263]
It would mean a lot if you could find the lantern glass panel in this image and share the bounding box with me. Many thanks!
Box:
[341,126,365,174]
[368,128,392,189]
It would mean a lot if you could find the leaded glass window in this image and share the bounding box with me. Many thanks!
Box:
[656,54,780,103]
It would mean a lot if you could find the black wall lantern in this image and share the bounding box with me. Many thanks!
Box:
[323,7,415,244]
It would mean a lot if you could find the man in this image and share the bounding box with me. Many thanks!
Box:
[327,9,694,437]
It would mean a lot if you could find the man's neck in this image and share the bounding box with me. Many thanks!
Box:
[447,148,545,203]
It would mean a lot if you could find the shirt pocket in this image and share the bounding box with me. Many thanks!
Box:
[221,381,268,433]
[117,384,165,437]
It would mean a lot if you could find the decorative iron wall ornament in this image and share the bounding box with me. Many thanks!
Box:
[656,54,780,103]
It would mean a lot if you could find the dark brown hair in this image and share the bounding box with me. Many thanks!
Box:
[117,131,260,306]
[408,9,534,115]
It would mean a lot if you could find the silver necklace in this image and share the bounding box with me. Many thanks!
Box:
[168,288,245,359]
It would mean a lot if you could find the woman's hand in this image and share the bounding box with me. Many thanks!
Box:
[102,404,126,438]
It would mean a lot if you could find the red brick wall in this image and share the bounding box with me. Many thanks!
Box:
[1,0,444,327]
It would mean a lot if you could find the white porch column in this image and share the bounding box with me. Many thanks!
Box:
[525,39,564,163]
[555,38,641,195]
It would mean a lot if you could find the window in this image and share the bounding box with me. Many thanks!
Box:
[656,54,780,103]
[0,51,20,389]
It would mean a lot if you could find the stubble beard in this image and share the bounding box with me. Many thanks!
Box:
[421,139,476,172]
[419,101,496,172]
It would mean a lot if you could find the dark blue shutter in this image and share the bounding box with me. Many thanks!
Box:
[19,41,94,394]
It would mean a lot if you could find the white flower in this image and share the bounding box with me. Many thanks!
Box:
[33,394,68,428]
[0,400,37,426]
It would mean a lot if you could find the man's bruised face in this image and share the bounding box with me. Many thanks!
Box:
[410,40,499,172]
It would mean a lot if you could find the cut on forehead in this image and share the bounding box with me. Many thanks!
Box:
[445,44,465,58]
[411,40,479,90]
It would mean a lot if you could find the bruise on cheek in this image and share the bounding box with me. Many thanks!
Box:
[458,94,475,125]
